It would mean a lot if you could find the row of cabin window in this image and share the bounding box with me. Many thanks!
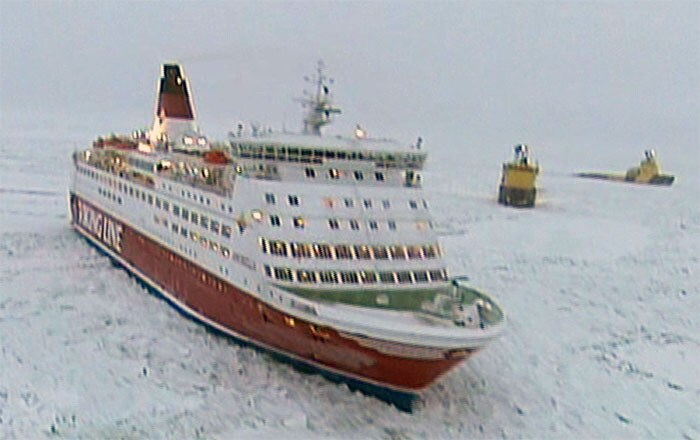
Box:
[161,179,235,215]
[160,217,256,269]
[79,163,138,199]
[264,265,448,285]
[265,193,428,210]
[80,163,235,226]
[267,214,431,232]
[170,204,234,238]
[97,187,123,204]
[80,163,128,197]
[80,163,159,205]
[180,187,212,207]
[260,238,441,260]
[80,165,176,215]
[232,143,422,168]
[304,167,385,182]
[157,216,233,259]
[79,164,117,183]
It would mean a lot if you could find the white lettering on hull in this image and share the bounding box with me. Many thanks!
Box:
[74,197,123,253]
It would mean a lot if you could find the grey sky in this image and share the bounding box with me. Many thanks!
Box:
[1,1,698,169]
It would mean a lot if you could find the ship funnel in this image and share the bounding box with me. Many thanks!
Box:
[150,63,207,152]
[156,64,195,120]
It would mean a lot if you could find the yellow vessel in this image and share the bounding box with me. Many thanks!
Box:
[498,144,539,208]
[576,150,674,186]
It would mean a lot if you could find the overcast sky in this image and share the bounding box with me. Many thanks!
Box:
[1,1,698,169]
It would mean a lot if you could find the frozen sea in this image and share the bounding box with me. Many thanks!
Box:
[1,118,699,440]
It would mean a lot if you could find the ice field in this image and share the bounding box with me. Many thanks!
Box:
[1,126,698,438]
[1,2,698,438]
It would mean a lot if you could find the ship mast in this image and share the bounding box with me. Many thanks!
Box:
[301,61,341,135]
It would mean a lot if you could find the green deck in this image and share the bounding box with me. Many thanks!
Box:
[281,285,451,311]
[279,279,505,326]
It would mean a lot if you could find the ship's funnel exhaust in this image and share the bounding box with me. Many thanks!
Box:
[149,63,207,151]
[155,64,195,120]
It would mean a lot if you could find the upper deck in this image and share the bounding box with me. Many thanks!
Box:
[230,131,426,170]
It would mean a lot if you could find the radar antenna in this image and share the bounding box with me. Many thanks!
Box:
[300,60,341,135]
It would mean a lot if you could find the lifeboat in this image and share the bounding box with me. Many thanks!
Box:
[575,150,674,186]
[498,144,539,208]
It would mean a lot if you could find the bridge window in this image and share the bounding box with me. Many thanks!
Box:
[319,271,338,283]
[396,271,413,284]
[354,245,372,259]
[259,238,270,254]
[360,271,377,284]
[407,245,423,259]
[340,272,359,284]
[429,269,448,282]
[274,267,293,281]
[297,270,316,283]
[389,246,406,260]
[210,220,220,234]
[379,272,395,284]
[290,242,313,258]
[335,245,353,259]
[221,225,231,238]
[423,244,438,258]
[313,244,333,259]
[372,246,389,259]
[270,240,287,256]
[414,271,429,283]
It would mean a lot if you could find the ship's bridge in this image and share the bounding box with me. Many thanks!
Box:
[229,132,426,171]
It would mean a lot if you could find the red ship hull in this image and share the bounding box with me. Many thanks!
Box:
[69,193,474,407]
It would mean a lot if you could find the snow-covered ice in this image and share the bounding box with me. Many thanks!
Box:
[1,126,698,439]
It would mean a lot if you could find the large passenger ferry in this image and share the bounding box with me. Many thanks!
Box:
[69,62,505,410]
